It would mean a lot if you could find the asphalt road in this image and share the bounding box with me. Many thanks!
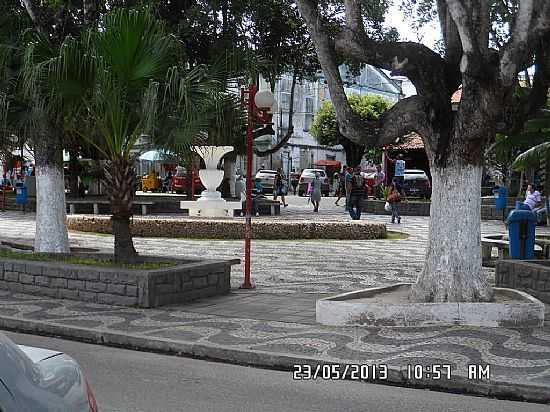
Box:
[4,331,549,412]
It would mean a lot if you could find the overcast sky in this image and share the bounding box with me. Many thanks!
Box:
[384,3,441,49]
[382,3,441,96]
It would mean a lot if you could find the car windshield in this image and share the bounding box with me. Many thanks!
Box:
[302,170,325,177]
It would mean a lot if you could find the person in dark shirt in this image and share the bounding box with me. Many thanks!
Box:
[349,167,365,220]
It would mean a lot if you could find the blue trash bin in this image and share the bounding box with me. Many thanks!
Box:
[15,183,28,205]
[507,205,537,259]
[494,186,508,210]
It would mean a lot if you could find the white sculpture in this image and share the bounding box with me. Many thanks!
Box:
[180,146,241,217]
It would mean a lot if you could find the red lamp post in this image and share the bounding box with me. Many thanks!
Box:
[240,85,275,289]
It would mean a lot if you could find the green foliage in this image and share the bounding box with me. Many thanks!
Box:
[310,94,392,146]
[511,114,550,170]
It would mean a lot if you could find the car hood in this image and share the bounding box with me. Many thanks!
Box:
[18,345,63,363]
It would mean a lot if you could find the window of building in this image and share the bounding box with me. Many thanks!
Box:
[280,93,291,111]
[303,97,314,131]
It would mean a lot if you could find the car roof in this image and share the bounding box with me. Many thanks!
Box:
[257,169,277,173]
[404,169,426,173]
[302,169,325,173]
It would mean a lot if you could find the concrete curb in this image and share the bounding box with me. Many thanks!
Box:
[0,315,549,403]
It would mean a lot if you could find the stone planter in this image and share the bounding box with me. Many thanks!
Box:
[0,254,239,308]
[496,260,550,304]
[316,283,544,327]
[67,216,387,240]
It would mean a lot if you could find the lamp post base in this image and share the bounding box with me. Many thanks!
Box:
[239,280,256,289]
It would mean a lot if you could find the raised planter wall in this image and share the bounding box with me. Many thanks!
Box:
[362,199,506,221]
[0,256,238,308]
[67,216,386,240]
[496,260,550,304]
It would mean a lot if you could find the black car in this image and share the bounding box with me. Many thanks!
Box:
[402,169,431,198]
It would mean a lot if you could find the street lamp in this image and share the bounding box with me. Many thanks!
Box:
[240,85,276,289]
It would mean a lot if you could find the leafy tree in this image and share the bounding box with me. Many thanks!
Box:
[310,94,391,166]
[298,0,550,303]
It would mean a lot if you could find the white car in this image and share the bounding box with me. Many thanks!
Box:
[254,169,278,193]
[298,169,330,196]
[0,333,99,411]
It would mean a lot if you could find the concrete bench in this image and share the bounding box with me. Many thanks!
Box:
[67,200,155,215]
[482,234,544,266]
[240,199,281,216]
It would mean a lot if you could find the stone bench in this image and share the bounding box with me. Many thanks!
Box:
[482,234,544,266]
[67,200,155,215]
[240,198,281,216]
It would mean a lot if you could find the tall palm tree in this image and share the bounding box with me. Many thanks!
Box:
[60,8,239,263]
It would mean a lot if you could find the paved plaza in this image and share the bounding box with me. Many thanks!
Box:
[2,196,550,400]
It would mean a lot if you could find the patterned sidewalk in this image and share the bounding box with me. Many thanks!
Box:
[2,198,550,401]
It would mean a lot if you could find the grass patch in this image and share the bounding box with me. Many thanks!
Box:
[0,249,176,270]
[384,231,409,240]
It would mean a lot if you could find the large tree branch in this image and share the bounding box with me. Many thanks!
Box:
[500,0,550,86]
[378,96,434,150]
[343,0,363,32]
[436,0,462,67]
[296,0,368,145]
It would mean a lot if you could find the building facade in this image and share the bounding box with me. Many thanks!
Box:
[239,64,403,176]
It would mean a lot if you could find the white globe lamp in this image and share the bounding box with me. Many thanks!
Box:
[254,89,275,109]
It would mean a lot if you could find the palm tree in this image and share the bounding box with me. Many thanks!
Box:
[63,8,240,263]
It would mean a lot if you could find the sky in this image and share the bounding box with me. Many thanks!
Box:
[382,3,442,97]
[384,3,441,49]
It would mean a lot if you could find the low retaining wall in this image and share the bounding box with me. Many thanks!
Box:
[496,260,550,304]
[0,255,239,308]
[363,199,509,221]
[67,216,386,240]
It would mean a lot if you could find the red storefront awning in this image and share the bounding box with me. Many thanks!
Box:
[314,160,342,167]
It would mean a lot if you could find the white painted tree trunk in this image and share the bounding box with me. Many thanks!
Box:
[34,164,70,253]
[224,156,236,197]
[411,161,493,302]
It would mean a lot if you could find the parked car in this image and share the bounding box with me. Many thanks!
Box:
[255,169,278,194]
[0,332,99,412]
[402,169,431,198]
[298,169,330,196]
[171,173,204,194]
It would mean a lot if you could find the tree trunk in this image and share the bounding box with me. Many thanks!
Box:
[35,165,70,253]
[104,157,138,263]
[411,155,493,302]
[341,139,363,167]
[224,153,236,197]
[34,140,70,254]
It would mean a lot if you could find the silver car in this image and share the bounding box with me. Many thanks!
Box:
[255,169,278,194]
[0,332,99,412]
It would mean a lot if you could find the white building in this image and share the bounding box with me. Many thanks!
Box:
[239,64,403,176]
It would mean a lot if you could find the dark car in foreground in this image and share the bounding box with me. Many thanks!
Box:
[0,332,99,412]
[402,169,431,198]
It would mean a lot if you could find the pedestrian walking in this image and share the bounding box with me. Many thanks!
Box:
[349,167,365,220]
[373,164,385,199]
[273,167,288,207]
[387,183,402,224]
[386,153,405,187]
[310,172,322,212]
[334,172,346,205]
[345,166,353,210]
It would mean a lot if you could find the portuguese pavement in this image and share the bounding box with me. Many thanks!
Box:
[1,196,550,401]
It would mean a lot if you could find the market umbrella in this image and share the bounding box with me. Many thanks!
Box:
[139,150,173,161]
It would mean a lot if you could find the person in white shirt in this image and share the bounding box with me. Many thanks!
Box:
[523,184,542,210]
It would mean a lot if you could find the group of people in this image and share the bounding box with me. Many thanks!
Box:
[332,161,404,223]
